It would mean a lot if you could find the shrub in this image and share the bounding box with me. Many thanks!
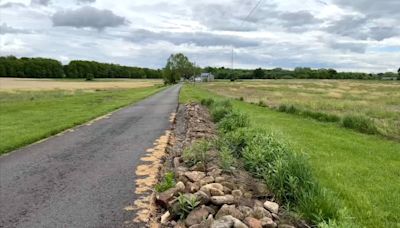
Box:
[217,128,250,157]
[175,193,200,219]
[182,140,211,167]
[278,104,298,114]
[200,98,214,107]
[342,115,378,134]
[301,110,340,122]
[155,171,175,192]
[239,97,244,101]
[218,111,250,133]
[218,145,235,171]
[211,106,231,122]
[258,100,267,107]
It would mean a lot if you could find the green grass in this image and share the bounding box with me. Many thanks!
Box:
[180,85,400,228]
[0,86,164,154]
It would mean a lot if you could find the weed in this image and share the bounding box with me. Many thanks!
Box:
[218,111,250,133]
[218,145,235,171]
[175,193,200,219]
[155,171,175,192]
[182,140,211,167]
[342,115,378,134]
[200,98,214,107]
[217,128,250,157]
[258,100,267,107]
[239,96,244,101]
[301,110,340,122]
[211,106,231,122]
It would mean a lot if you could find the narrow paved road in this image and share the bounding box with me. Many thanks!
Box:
[0,85,181,228]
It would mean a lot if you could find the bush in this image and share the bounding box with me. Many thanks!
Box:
[210,100,233,122]
[342,115,378,134]
[218,145,235,171]
[182,140,211,167]
[258,100,267,107]
[239,97,244,101]
[174,193,200,219]
[301,110,340,122]
[278,104,298,114]
[200,98,214,107]
[217,128,250,157]
[218,111,250,133]
[155,172,175,192]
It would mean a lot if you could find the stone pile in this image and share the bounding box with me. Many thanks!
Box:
[153,103,297,228]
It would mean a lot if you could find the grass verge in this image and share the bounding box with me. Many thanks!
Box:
[0,86,164,154]
[180,84,400,228]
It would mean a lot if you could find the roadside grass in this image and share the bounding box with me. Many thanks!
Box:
[198,80,400,140]
[180,85,400,228]
[0,86,164,154]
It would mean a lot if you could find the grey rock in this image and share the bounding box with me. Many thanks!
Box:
[210,195,235,205]
[263,201,279,214]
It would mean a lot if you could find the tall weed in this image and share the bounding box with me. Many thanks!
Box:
[342,115,378,134]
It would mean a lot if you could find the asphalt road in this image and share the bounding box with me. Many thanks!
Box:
[0,84,181,228]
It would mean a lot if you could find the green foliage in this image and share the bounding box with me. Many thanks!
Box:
[175,194,200,219]
[155,172,176,192]
[200,98,214,107]
[342,115,378,134]
[258,100,267,107]
[217,111,250,133]
[218,145,235,171]
[301,110,340,122]
[239,97,244,101]
[217,128,249,158]
[182,140,211,167]
[0,56,162,79]
[253,67,265,79]
[163,53,195,84]
[278,104,298,114]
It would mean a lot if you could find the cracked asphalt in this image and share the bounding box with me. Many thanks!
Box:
[0,84,181,228]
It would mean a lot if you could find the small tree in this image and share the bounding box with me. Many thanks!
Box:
[253,67,265,79]
[163,53,194,84]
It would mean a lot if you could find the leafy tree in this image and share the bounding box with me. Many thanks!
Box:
[163,53,195,84]
[253,68,265,79]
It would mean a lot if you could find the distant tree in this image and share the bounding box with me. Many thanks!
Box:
[398,67,400,80]
[163,53,194,84]
[253,67,265,79]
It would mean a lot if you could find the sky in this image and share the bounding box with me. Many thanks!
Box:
[0,0,399,73]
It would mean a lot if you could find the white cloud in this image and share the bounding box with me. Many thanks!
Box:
[0,0,399,72]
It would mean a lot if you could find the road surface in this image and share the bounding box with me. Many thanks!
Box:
[0,85,181,228]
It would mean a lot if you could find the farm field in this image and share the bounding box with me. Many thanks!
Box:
[0,78,164,154]
[180,84,400,228]
[0,77,162,91]
[200,80,400,140]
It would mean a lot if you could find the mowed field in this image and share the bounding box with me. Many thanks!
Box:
[180,83,400,227]
[202,80,400,140]
[0,78,164,154]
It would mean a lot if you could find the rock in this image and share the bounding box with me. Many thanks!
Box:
[272,213,279,221]
[277,225,294,228]
[156,187,180,208]
[185,171,206,182]
[208,168,222,178]
[251,206,272,219]
[232,189,243,198]
[176,181,186,191]
[210,188,225,196]
[215,176,225,183]
[186,182,201,193]
[263,201,279,214]
[194,190,210,205]
[161,211,171,224]
[173,221,187,228]
[215,204,244,220]
[221,181,236,190]
[211,215,248,228]
[238,206,253,217]
[223,186,232,194]
[190,162,206,172]
[189,214,214,228]
[185,206,210,226]
[244,217,262,228]
[199,176,215,186]
[261,217,277,228]
[200,183,224,195]
[210,195,235,205]
[173,157,181,168]
[254,183,269,196]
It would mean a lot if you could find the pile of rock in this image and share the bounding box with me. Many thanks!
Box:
[153,104,296,228]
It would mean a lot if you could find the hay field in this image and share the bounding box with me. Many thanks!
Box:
[0,78,162,91]
[200,80,400,139]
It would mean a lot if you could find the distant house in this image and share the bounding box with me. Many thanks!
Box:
[195,72,214,82]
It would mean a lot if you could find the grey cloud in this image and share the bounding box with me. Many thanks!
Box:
[328,41,366,53]
[0,23,32,34]
[368,27,399,41]
[0,2,26,8]
[278,11,321,27]
[332,0,400,18]
[52,6,127,30]
[76,0,96,3]
[31,0,50,6]
[126,29,260,48]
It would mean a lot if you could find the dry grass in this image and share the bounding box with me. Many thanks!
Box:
[199,79,400,139]
[0,77,162,91]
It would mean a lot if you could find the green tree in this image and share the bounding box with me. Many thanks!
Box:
[163,53,194,84]
[253,67,265,79]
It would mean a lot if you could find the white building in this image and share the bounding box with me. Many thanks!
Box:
[194,73,214,82]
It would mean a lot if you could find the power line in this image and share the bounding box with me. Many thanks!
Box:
[231,0,264,70]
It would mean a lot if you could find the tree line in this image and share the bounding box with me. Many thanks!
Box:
[0,56,162,79]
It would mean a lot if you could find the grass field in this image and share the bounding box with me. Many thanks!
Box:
[199,80,400,140]
[180,84,400,228]
[0,79,164,154]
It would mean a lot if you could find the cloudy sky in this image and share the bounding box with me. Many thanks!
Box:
[0,0,399,72]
